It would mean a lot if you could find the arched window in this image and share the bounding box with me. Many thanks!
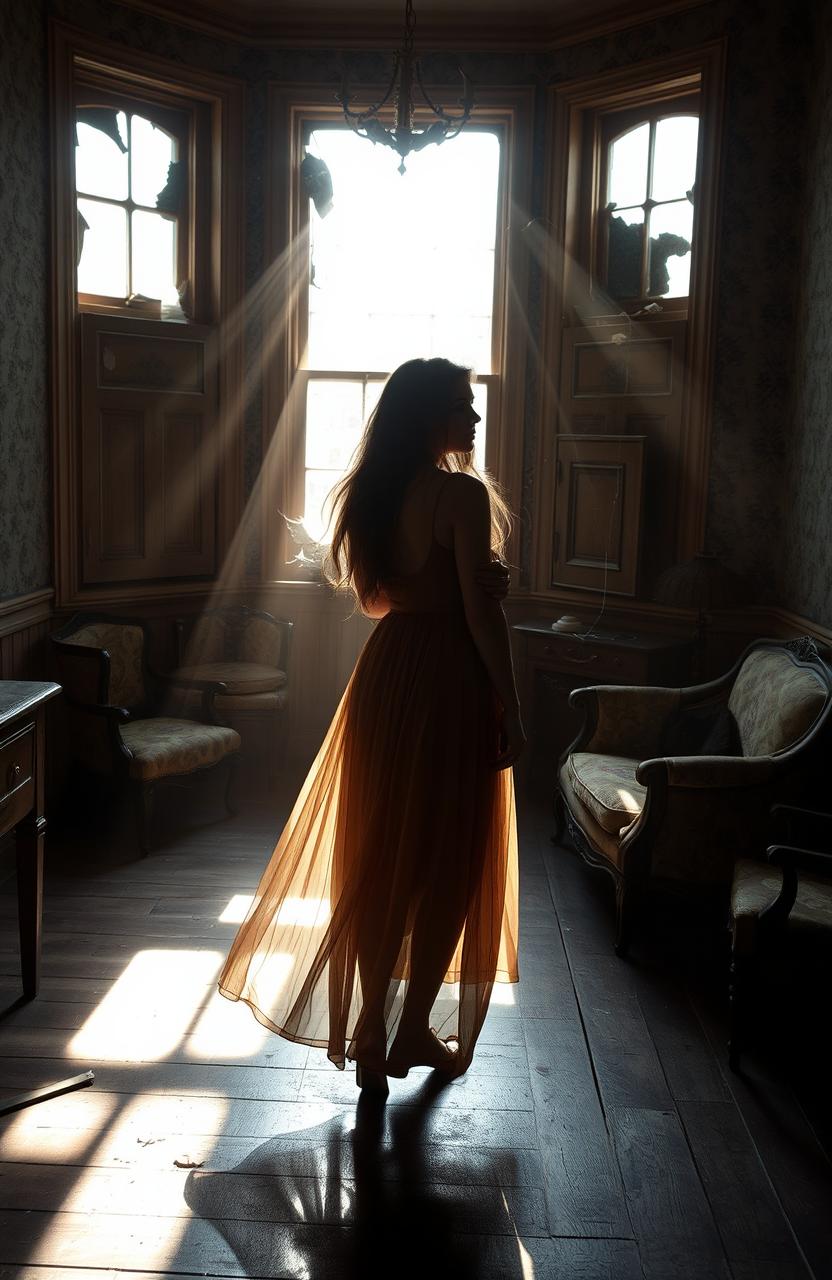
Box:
[599,104,700,304]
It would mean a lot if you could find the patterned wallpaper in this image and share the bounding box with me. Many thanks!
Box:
[779,0,832,626]
[0,0,51,600]
[7,0,827,623]
[705,0,814,606]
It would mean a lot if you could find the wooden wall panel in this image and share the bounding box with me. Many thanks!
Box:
[98,409,146,563]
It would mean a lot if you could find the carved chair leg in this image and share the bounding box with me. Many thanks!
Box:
[728,949,742,1072]
[614,879,646,959]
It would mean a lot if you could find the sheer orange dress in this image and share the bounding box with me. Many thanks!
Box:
[218,472,520,1076]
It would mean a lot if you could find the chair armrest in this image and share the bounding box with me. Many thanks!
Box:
[637,755,776,789]
[63,694,130,723]
[758,843,832,929]
[151,669,230,725]
[767,843,832,877]
[568,685,681,756]
[770,804,832,848]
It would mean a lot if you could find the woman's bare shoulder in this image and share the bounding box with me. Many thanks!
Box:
[444,471,488,500]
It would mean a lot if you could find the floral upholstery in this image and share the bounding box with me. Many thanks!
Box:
[121,718,240,782]
[171,661,287,695]
[731,856,832,956]
[728,649,827,756]
[567,753,645,834]
[186,615,228,664]
[66,623,145,709]
[584,685,681,757]
[239,616,283,667]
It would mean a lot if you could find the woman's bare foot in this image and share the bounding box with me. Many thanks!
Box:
[386,1027,459,1078]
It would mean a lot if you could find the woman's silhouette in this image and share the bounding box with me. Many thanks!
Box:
[218,357,524,1095]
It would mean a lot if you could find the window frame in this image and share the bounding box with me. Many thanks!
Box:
[263,84,534,586]
[595,93,700,309]
[72,72,212,323]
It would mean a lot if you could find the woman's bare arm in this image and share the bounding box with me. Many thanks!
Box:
[448,473,521,715]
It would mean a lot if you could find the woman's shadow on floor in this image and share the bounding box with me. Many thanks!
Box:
[183,1072,528,1279]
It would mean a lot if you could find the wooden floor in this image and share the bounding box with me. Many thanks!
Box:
[0,772,831,1280]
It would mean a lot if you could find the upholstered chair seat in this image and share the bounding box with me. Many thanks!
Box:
[555,638,832,956]
[121,718,241,782]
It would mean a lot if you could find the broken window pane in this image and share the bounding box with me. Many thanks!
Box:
[132,209,177,302]
[75,113,128,201]
[608,123,649,210]
[648,199,694,296]
[130,114,176,209]
[607,206,644,301]
[651,115,699,203]
[77,198,128,296]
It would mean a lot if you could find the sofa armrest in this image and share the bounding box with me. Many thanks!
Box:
[568,684,682,756]
[637,754,777,789]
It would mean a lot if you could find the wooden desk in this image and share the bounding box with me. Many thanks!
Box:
[511,622,693,792]
[0,681,60,999]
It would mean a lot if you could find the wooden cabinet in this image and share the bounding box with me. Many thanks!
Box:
[0,682,60,999]
[512,620,692,792]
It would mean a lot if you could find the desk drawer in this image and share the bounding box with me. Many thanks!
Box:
[526,635,648,682]
[0,723,35,827]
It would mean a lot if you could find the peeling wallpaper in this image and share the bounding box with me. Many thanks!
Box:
[0,0,50,600]
[4,0,829,623]
[779,0,832,627]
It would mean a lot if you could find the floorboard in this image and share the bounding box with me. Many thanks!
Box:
[0,779,829,1279]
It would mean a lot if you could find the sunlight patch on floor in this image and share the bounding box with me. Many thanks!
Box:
[67,949,225,1062]
[0,1089,119,1162]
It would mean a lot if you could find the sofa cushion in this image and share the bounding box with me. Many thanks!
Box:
[121,718,240,781]
[731,856,832,956]
[567,752,646,834]
[171,662,287,695]
[728,649,827,756]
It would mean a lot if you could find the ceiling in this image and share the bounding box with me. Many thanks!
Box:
[113,0,706,50]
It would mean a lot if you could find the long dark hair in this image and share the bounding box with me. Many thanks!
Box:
[321,357,515,614]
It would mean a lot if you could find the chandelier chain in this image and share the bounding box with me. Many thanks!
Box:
[404,0,415,56]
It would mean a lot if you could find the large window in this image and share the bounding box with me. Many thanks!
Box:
[298,123,501,543]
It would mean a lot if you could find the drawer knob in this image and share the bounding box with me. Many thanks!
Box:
[7,763,21,789]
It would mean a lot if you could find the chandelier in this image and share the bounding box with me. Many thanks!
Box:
[336,0,475,174]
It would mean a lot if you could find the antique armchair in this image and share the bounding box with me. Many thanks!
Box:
[729,803,832,1071]
[170,605,292,784]
[51,613,241,853]
[555,637,832,956]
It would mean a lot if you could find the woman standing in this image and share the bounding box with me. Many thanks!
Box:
[218,357,525,1095]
